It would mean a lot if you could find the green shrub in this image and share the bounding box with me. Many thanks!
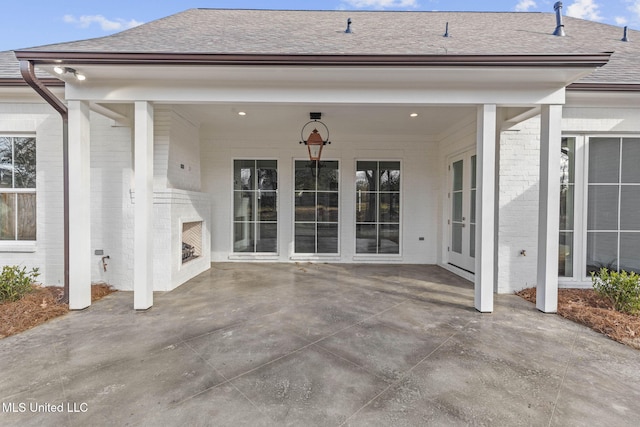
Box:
[0,266,40,303]
[591,267,640,315]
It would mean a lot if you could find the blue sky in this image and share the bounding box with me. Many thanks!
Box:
[1,0,638,51]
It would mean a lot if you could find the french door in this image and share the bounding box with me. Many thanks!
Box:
[448,151,476,273]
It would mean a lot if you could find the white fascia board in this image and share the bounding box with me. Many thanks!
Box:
[63,64,575,105]
[566,90,640,108]
[66,80,566,105]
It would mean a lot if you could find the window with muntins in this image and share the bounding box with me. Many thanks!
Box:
[587,137,640,274]
[0,136,36,241]
[355,161,400,254]
[233,160,278,253]
[559,137,575,277]
[294,160,339,254]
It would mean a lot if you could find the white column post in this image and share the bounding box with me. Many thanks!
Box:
[537,104,562,313]
[134,101,154,310]
[475,104,497,313]
[68,100,92,310]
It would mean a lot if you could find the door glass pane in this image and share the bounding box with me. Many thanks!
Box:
[452,223,463,254]
[620,233,640,274]
[379,193,400,223]
[295,223,316,253]
[317,224,338,253]
[621,138,640,183]
[257,160,277,191]
[295,191,316,221]
[0,137,13,188]
[0,193,16,240]
[356,192,376,223]
[470,224,476,258]
[620,186,640,230]
[317,161,339,191]
[295,162,315,191]
[234,192,254,222]
[452,192,463,222]
[356,162,377,191]
[379,224,399,254]
[587,186,619,230]
[234,160,255,190]
[256,223,277,253]
[589,138,620,183]
[470,155,477,188]
[452,160,463,191]
[258,191,277,221]
[470,189,476,223]
[233,222,254,252]
[13,137,36,189]
[586,232,618,275]
[560,185,574,231]
[17,193,36,240]
[356,224,377,254]
[379,162,400,191]
[561,137,575,185]
[317,192,339,222]
[559,232,573,277]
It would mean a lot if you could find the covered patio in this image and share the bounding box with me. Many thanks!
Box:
[1,263,639,426]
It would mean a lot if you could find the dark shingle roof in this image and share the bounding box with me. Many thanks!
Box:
[0,50,57,81]
[0,51,21,78]
[15,9,640,84]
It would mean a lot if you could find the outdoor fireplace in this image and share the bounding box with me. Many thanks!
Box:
[182,220,202,263]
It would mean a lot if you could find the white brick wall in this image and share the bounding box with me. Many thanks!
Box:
[0,103,64,286]
[497,117,541,293]
[89,112,135,290]
[154,106,201,192]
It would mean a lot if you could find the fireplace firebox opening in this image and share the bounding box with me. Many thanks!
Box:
[182,221,202,264]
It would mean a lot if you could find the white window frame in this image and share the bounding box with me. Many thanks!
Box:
[0,135,37,252]
[290,158,341,261]
[559,134,640,288]
[229,158,280,260]
[353,158,403,260]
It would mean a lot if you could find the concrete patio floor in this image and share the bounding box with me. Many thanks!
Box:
[1,263,639,426]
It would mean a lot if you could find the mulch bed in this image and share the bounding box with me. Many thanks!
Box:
[0,284,116,339]
[516,288,640,350]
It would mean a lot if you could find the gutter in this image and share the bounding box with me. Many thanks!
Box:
[567,83,640,92]
[19,60,70,304]
[14,51,613,68]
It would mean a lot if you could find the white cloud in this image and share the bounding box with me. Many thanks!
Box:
[63,14,143,32]
[615,16,628,25]
[629,0,640,17]
[515,0,537,12]
[565,0,603,21]
[341,0,419,10]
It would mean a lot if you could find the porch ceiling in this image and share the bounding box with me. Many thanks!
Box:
[176,103,477,139]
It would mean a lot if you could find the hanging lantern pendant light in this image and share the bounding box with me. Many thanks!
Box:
[306,128,324,162]
[299,113,331,163]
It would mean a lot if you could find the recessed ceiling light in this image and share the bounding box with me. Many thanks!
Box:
[238,111,247,116]
[410,113,418,118]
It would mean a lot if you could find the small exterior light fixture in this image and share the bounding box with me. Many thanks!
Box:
[53,66,86,81]
[299,112,331,163]
[410,113,418,118]
[238,111,247,116]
